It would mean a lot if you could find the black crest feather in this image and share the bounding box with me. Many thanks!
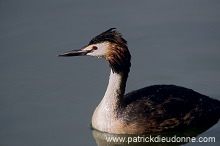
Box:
[89,28,127,47]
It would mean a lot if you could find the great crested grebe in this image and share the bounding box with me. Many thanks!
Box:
[59,28,220,134]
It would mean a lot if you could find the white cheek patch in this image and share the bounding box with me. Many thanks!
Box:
[86,42,110,58]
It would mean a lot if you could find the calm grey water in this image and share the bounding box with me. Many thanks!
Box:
[1,0,220,146]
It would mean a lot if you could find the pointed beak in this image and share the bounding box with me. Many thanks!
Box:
[58,47,92,57]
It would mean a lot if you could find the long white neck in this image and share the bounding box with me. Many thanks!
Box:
[92,69,128,132]
[102,69,127,107]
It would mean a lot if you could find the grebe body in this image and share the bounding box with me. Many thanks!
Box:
[59,28,220,134]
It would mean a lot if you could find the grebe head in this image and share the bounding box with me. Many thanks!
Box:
[59,28,131,73]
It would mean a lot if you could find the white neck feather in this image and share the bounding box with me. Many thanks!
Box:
[92,69,127,132]
[103,69,125,106]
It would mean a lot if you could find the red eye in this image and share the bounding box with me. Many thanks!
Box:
[92,46,98,50]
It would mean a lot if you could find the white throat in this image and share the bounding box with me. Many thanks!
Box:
[103,70,125,104]
[91,69,127,132]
